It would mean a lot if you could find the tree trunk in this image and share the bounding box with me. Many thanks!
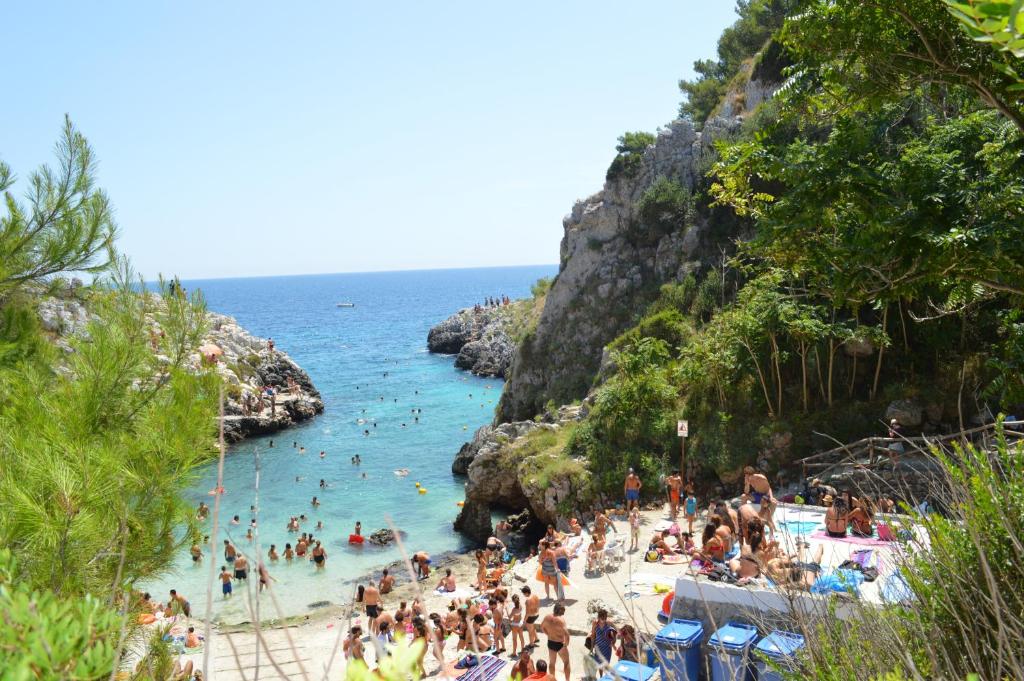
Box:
[743,341,775,417]
[848,353,858,398]
[800,341,809,413]
[769,333,784,417]
[814,345,826,402]
[871,306,889,400]
[827,338,835,406]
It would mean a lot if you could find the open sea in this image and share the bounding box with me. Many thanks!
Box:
[141,265,556,622]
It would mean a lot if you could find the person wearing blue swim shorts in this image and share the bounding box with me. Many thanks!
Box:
[624,468,642,511]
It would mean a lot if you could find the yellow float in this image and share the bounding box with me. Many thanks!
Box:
[415,482,421,487]
[456,501,464,507]
[418,488,428,494]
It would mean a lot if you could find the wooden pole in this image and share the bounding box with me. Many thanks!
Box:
[680,435,686,480]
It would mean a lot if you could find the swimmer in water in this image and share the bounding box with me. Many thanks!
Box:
[312,496,321,507]
[320,450,326,459]
[362,473,367,479]
[320,479,327,488]
[299,447,306,454]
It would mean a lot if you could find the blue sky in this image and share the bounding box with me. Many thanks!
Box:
[1,2,737,280]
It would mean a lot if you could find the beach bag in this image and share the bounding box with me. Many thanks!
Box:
[556,556,570,574]
[644,549,661,563]
[502,621,512,637]
[876,523,895,541]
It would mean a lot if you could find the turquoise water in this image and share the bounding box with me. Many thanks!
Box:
[142,266,555,621]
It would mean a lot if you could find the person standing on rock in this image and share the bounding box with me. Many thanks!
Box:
[624,468,642,512]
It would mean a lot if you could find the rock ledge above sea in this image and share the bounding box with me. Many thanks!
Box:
[427,303,530,378]
[36,290,324,444]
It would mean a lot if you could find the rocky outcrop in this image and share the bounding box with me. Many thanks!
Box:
[453,404,587,541]
[36,287,323,444]
[495,112,753,422]
[427,303,530,378]
[198,313,324,443]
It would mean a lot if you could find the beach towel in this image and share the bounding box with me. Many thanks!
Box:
[653,520,673,532]
[811,568,864,596]
[661,553,687,565]
[811,530,892,546]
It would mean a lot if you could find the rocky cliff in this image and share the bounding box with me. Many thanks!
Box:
[201,313,324,443]
[427,299,539,378]
[453,404,589,541]
[496,115,746,422]
[37,291,323,444]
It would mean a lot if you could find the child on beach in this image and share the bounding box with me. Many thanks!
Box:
[629,508,640,551]
[685,490,697,535]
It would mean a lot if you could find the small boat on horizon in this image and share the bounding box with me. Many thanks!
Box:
[336,302,355,308]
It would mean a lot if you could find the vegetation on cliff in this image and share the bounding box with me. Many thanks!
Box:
[537,0,1024,496]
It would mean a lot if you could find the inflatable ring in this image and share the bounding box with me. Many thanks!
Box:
[662,590,675,616]
[348,534,365,544]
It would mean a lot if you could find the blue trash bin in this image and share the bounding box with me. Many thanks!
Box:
[598,660,657,681]
[708,621,759,681]
[651,618,703,681]
[754,630,805,681]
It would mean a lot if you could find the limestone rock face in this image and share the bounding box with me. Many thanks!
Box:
[427,304,524,378]
[200,313,325,443]
[496,115,749,422]
[453,411,585,542]
[886,399,924,428]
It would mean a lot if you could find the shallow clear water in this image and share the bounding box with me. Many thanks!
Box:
[141,265,555,621]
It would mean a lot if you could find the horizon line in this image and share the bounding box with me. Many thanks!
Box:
[164,262,560,284]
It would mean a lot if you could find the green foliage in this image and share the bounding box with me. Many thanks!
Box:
[530,276,553,299]
[572,338,679,495]
[945,0,1024,59]
[715,104,1024,305]
[606,131,655,182]
[784,0,1024,134]
[0,116,116,304]
[0,549,122,680]
[636,176,694,234]
[0,269,219,596]
[346,635,424,680]
[679,0,795,123]
[0,124,220,605]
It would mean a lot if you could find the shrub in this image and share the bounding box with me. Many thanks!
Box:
[636,176,694,234]
[606,131,655,182]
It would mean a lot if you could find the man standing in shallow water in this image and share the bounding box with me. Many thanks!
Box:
[624,468,642,511]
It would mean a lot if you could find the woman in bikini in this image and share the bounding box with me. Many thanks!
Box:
[473,550,487,590]
[508,593,526,656]
[825,497,850,538]
[846,493,874,537]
